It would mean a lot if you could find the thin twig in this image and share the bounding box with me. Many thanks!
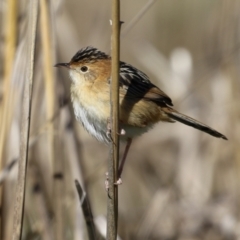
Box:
[75,180,104,240]
[107,0,120,239]
[11,1,39,239]
[121,0,157,37]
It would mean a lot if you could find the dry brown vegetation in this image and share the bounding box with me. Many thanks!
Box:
[0,0,238,239]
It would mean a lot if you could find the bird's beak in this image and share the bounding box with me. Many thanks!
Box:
[54,62,70,69]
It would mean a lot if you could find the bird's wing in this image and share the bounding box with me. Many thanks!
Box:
[119,62,173,106]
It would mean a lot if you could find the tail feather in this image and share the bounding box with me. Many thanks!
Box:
[163,108,227,140]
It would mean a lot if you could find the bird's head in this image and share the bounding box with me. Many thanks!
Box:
[55,46,111,84]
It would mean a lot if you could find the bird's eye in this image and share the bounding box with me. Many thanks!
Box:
[80,66,88,72]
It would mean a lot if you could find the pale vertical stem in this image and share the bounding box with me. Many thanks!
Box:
[0,0,17,158]
[107,0,120,239]
[39,0,55,166]
[11,1,39,239]
[39,0,62,239]
[0,0,17,236]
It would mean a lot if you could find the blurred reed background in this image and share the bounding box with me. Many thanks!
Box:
[0,0,238,239]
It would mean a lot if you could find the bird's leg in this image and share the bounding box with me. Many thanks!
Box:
[114,138,132,185]
[105,138,132,190]
[118,138,132,177]
[106,117,129,187]
[105,121,128,190]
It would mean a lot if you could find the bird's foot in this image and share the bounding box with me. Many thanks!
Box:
[114,178,122,185]
[105,172,122,193]
[106,118,126,139]
[118,129,126,136]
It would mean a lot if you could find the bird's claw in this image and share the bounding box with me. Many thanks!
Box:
[105,172,122,197]
[106,118,126,139]
[114,178,122,185]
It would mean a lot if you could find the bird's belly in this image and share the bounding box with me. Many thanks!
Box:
[72,100,154,143]
[73,101,109,143]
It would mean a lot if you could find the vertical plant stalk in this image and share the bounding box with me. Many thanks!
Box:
[11,1,39,240]
[39,0,61,239]
[107,0,120,239]
[40,0,55,149]
[0,0,17,160]
[0,0,17,236]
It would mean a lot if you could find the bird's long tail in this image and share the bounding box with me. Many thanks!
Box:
[163,108,227,140]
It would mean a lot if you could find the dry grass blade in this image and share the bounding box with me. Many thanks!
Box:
[75,180,104,240]
[11,1,39,239]
[39,0,56,160]
[107,0,120,239]
[0,0,17,235]
[0,0,17,163]
[39,0,61,239]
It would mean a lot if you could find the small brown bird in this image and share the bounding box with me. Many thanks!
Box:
[55,46,227,179]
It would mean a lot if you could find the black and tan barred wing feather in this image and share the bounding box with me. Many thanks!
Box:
[119,62,173,106]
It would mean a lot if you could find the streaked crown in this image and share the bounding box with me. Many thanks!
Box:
[71,46,110,64]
